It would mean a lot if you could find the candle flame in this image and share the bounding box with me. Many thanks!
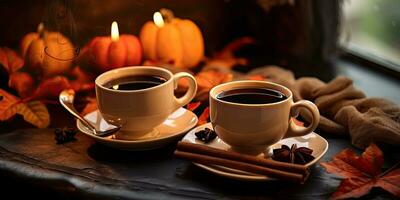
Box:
[111,21,119,41]
[37,23,44,34]
[153,12,164,27]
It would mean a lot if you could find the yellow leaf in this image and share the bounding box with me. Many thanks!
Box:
[16,101,50,128]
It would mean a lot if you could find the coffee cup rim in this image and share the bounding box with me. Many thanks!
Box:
[95,66,173,93]
[209,80,293,106]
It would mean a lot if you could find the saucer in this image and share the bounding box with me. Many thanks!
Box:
[77,107,198,150]
[181,123,329,181]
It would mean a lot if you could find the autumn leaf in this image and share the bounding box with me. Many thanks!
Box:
[376,168,400,197]
[68,66,95,92]
[16,101,50,128]
[198,107,210,126]
[30,76,71,100]
[187,102,201,112]
[0,47,24,74]
[214,37,256,60]
[203,37,255,69]
[0,89,21,121]
[195,70,233,91]
[0,89,50,128]
[186,102,209,126]
[321,143,400,199]
[8,72,35,98]
[177,69,233,102]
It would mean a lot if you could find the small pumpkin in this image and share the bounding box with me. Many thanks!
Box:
[86,34,142,72]
[139,9,204,69]
[20,23,75,77]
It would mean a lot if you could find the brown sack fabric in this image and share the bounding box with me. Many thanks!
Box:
[248,66,400,149]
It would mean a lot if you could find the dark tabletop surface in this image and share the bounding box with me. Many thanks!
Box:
[0,59,399,199]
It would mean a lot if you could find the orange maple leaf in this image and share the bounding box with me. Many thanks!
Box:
[0,89,21,121]
[0,89,49,128]
[195,70,233,91]
[29,76,71,100]
[321,143,400,199]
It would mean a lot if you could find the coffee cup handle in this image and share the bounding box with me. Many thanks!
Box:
[172,72,198,110]
[285,100,320,138]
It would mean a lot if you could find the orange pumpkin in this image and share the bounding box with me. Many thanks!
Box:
[139,9,204,69]
[20,23,75,77]
[87,34,142,72]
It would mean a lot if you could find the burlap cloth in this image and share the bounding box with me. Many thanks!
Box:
[247,66,400,149]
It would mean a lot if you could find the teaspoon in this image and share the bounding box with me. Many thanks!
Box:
[59,89,120,137]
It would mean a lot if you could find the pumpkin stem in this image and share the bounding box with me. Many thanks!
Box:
[160,8,174,23]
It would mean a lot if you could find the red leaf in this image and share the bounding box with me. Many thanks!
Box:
[322,149,366,178]
[331,177,374,199]
[361,143,384,176]
[376,169,400,197]
[8,72,35,98]
[321,143,400,199]
[0,89,21,120]
[69,66,95,92]
[0,47,24,74]
[198,107,210,126]
[187,102,201,112]
[30,76,71,100]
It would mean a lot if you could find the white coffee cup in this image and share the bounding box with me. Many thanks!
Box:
[95,66,197,140]
[209,80,320,155]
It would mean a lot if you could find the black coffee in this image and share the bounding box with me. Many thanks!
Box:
[106,75,167,90]
[217,88,287,104]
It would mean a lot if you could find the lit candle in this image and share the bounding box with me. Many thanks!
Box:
[85,21,142,72]
[139,9,204,69]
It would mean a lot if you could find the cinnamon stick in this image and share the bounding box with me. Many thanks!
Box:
[176,142,308,174]
[174,150,308,183]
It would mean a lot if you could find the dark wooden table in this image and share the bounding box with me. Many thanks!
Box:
[0,59,399,199]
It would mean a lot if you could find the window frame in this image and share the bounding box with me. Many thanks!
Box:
[335,0,400,75]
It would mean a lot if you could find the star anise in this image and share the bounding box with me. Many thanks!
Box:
[54,127,78,144]
[195,128,217,143]
[272,144,315,164]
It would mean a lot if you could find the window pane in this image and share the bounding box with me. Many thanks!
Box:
[341,0,400,71]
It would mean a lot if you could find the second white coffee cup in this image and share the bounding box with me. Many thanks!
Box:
[209,80,320,155]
